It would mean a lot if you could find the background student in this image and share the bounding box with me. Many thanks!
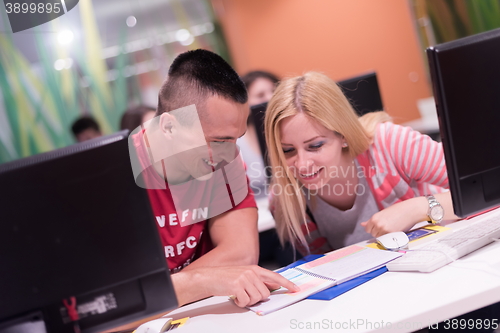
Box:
[71,116,102,142]
[241,70,280,107]
[120,105,156,132]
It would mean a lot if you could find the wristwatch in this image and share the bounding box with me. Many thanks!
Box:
[425,195,444,224]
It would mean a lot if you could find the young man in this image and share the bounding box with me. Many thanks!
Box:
[131,49,298,309]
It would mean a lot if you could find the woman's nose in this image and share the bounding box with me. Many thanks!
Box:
[294,150,313,173]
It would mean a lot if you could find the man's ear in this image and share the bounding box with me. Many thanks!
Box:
[158,112,175,139]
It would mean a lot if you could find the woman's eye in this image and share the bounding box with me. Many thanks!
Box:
[309,142,324,150]
[282,147,294,154]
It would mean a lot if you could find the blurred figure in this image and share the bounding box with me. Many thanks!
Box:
[71,116,102,142]
[241,70,279,106]
[120,105,156,132]
[238,71,280,194]
[240,71,296,268]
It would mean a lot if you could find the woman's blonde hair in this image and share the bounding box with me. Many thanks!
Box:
[264,71,391,250]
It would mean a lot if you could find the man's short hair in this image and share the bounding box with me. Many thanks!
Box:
[71,116,100,136]
[157,49,248,125]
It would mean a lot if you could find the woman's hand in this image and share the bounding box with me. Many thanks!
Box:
[361,197,428,237]
[361,192,459,237]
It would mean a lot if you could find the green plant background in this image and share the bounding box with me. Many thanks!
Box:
[0,0,230,164]
[413,0,500,49]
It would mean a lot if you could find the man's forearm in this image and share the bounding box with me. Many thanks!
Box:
[183,242,257,272]
[183,207,259,271]
[171,270,211,306]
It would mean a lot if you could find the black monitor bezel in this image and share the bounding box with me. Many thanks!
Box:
[0,131,177,332]
[427,28,500,217]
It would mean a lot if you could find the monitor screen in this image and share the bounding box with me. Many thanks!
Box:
[427,28,500,217]
[338,72,384,116]
[0,131,177,333]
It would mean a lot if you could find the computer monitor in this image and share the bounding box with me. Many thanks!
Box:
[0,131,177,333]
[427,28,500,217]
[338,72,384,116]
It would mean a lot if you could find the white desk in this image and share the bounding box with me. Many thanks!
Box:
[402,117,439,135]
[167,219,500,333]
[402,96,440,135]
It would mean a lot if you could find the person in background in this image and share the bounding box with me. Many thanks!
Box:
[237,70,280,195]
[120,105,156,132]
[71,116,102,142]
[241,70,280,106]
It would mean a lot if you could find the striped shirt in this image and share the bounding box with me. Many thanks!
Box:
[276,122,449,255]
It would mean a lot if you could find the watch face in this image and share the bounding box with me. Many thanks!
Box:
[431,205,445,221]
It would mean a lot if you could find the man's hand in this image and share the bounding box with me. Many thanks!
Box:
[172,265,299,307]
[208,265,300,307]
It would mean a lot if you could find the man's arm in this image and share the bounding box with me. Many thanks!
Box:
[104,207,287,331]
[183,207,259,269]
[103,265,298,332]
[172,264,298,307]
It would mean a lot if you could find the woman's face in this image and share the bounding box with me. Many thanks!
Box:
[279,113,348,190]
[248,78,275,106]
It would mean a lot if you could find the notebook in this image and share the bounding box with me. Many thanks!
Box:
[247,245,402,315]
[278,255,388,301]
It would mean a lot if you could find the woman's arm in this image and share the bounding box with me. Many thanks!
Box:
[361,191,460,237]
[362,123,458,237]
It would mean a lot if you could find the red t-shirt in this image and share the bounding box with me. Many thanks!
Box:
[132,131,257,273]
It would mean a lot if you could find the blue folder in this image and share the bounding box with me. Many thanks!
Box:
[277,254,388,300]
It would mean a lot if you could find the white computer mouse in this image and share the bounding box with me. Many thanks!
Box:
[376,232,409,251]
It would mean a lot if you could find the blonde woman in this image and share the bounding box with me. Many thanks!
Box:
[265,72,459,255]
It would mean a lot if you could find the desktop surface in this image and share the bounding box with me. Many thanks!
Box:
[165,219,500,333]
